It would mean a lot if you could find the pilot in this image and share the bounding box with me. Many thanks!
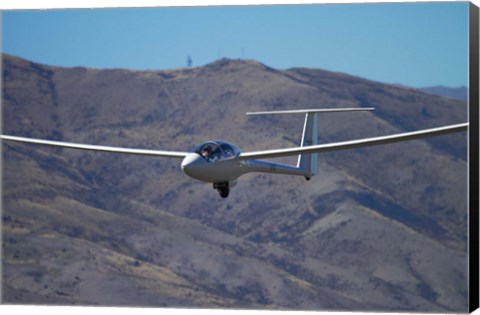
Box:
[202,146,212,160]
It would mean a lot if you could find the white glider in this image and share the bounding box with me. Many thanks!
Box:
[1,108,468,198]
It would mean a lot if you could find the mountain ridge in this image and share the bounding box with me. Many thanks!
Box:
[419,85,468,101]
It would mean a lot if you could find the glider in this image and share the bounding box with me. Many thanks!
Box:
[1,108,468,198]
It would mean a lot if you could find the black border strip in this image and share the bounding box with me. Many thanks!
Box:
[469,2,479,313]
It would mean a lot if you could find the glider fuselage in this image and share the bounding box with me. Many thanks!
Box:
[181,141,311,183]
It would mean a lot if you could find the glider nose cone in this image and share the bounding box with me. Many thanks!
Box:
[181,153,207,180]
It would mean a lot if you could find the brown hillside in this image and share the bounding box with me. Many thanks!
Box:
[2,54,468,311]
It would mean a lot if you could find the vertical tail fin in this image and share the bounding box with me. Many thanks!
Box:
[297,112,318,178]
[246,108,374,179]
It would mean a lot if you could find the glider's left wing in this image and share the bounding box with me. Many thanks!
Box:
[239,123,468,160]
[1,135,189,158]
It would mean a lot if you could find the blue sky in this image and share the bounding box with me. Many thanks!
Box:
[2,2,470,87]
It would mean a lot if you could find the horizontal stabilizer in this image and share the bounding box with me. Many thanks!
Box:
[246,107,375,115]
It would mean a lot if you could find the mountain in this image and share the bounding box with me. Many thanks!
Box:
[1,54,469,311]
[420,86,468,101]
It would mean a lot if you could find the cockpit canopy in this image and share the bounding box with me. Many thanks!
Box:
[193,141,241,162]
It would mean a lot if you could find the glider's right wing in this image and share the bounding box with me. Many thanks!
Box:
[1,135,189,158]
[239,123,468,160]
